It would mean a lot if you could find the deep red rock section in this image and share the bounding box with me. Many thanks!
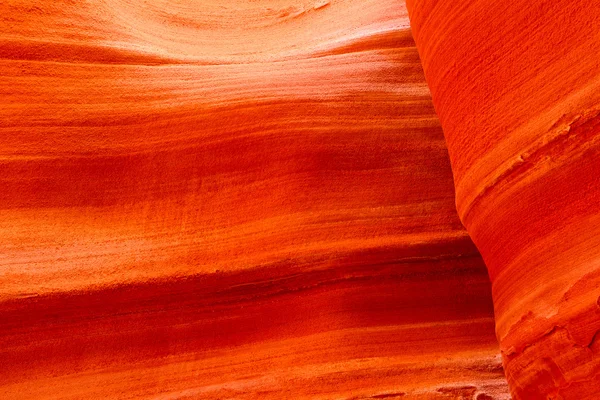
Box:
[0,1,510,399]
[408,0,600,398]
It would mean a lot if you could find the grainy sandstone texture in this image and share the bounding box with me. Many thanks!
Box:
[408,0,600,398]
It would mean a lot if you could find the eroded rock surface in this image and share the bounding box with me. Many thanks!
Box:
[408,0,600,397]
[0,1,509,399]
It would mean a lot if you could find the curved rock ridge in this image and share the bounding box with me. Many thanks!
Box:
[407,0,600,397]
[1,1,509,399]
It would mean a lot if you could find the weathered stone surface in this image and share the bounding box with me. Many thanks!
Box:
[408,0,600,397]
[0,1,509,398]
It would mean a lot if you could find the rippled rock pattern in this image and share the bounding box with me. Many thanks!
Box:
[408,0,600,398]
[10,0,599,398]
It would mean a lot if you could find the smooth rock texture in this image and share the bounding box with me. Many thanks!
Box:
[407,0,600,398]
[0,0,512,399]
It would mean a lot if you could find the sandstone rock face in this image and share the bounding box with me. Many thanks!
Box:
[0,1,510,399]
[408,0,600,398]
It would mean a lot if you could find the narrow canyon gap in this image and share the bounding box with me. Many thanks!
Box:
[407,0,600,398]
[0,1,513,399]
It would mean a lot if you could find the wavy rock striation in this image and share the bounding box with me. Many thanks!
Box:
[407,0,600,398]
[1,1,509,399]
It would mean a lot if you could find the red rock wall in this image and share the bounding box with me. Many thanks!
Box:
[407,0,600,398]
[0,0,511,398]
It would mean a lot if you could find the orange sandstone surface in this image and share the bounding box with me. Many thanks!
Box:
[408,0,600,398]
[0,0,513,399]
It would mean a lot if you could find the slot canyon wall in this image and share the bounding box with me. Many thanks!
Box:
[1,0,598,399]
[0,1,510,398]
[407,0,600,398]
